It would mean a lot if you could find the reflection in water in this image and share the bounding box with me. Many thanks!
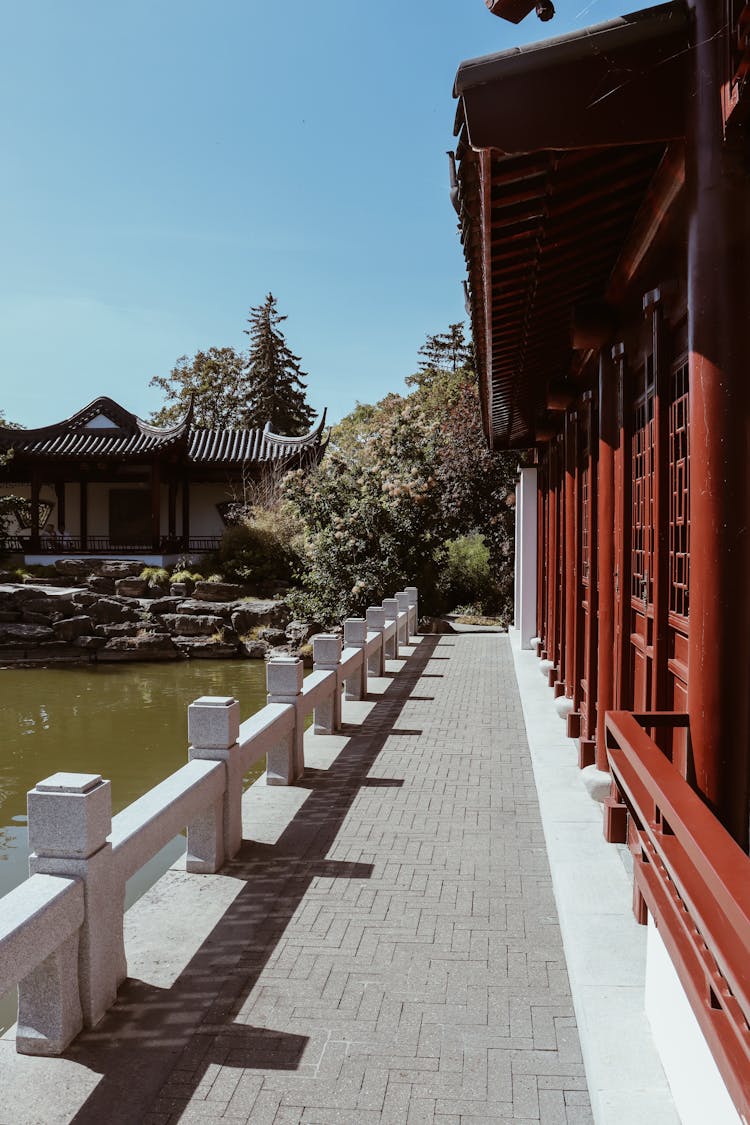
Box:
[0,658,269,1034]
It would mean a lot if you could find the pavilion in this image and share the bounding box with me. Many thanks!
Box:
[453,0,750,1119]
[0,395,326,564]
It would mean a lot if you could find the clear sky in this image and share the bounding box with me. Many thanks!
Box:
[1,0,632,430]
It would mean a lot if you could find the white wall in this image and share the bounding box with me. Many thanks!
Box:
[516,467,538,649]
[187,484,234,536]
[2,480,236,540]
[645,916,740,1125]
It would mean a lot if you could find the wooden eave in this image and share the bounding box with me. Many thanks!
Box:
[454,2,689,152]
[452,1,689,450]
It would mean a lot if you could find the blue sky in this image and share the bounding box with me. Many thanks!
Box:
[2,0,631,430]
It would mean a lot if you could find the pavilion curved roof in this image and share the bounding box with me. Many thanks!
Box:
[0,396,328,464]
[187,413,329,464]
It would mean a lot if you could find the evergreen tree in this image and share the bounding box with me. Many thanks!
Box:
[406,323,474,390]
[149,295,316,434]
[243,294,315,436]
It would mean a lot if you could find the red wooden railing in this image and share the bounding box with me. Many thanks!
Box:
[604,710,750,1118]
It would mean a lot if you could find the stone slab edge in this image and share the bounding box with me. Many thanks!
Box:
[507,627,681,1125]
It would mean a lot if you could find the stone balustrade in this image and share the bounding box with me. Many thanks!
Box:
[0,586,419,1057]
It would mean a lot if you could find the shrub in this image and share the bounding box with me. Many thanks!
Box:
[171,569,203,584]
[439,534,504,616]
[140,566,170,584]
[23,563,58,579]
[206,504,303,587]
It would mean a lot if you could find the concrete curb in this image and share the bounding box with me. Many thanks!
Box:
[508,628,681,1125]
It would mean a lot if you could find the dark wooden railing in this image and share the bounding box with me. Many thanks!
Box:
[1,536,222,555]
[604,710,750,1119]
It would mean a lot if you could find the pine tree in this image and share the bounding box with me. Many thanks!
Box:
[406,323,474,390]
[149,296,316,434]
[243,294,315,436]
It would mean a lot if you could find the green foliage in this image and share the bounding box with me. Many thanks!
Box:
[149,295,315,435]
[22,563,58,578]
[439,535,503,615]
[285,323,516,624]
[170,569,204,584]
[149,347,248,428]
[205,505,302,587]
[0,413,26,546]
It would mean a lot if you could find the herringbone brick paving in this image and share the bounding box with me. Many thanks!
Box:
[70,633,593,1124]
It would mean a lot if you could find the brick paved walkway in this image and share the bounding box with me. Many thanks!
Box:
[54,633,593,1124]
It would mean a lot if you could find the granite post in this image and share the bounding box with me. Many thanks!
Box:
[267,657,304,783]
[343,618,367,700]
[405,586,419,636]
[26,772,123,1029]
[187,696,242,872]
[366,606,386,677]
[382,597,399,660]
[396,591,411,645]
[312,634,342,733]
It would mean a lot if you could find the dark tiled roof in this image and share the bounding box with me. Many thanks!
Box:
[0,396,327,465]
[188,422,326,464]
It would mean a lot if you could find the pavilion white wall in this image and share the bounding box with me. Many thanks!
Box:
[187,483,238,537]
[514,467,538,650]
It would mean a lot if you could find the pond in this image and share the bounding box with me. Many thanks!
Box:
[0,658,270,1035]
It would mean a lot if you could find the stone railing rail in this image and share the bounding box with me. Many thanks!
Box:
[0,587,418,1057]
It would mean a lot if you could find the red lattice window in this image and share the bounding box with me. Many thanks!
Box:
[580,405,591,585]
[631,358,655,603]
[669,361,690,618]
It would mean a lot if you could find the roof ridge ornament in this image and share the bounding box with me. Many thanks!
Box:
[262,410,328,446]
[486,0,554,23]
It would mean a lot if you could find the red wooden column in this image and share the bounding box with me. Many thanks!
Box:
[613,345,631,710]
[686,0,750,846]
[596,352,617,772]
[560,410,577,700]
[544,444,558,663]
[553,434,565,685]
[577,393,598,762]
[536,456,547,655]
[645,290,670,723]
[604,344,631,843]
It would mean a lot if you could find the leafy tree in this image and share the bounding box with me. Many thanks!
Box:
[0,409,23,430]
[243,294,315,436]
[149,295,315,434]
[284,323,517,624]
[0,410,26,547]
[150,347,248,427]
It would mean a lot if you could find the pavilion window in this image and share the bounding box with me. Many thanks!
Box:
[668,360,690,621]
[579,399,591,586]
[630,354,655,605]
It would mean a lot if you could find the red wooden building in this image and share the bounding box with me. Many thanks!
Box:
[0,396,326,562]
[453,0,750,1116]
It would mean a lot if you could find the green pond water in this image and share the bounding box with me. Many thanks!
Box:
[0,658,270,1034]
